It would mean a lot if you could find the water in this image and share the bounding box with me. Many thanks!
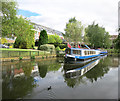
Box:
[2,55,119,100]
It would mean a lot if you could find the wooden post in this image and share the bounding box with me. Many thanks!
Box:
[30,51,31,58]
[19,51,20,57]
[8,51,9,57]
[38,51,39,56]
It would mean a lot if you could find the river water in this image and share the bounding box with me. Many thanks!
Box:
[2,55,119,100]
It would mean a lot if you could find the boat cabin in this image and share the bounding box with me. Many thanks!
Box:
[65,48,100,56]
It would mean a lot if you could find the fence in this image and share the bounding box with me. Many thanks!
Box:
[1,50,56,58]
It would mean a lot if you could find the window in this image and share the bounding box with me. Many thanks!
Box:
[73,50,81,55]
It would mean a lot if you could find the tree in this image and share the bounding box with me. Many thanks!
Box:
[38,30,48,50]
[13,16,35,49]
[64,17,83,46]
[104,32,111,48]
[48,35,55,43]
[85,22,111,48]
[48,34,62,47]
[2,0,18,38]
[113,34,120,50]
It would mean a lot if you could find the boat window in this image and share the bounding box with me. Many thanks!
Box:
[73,50,81,55]
[90,51,92,54]
[84,51,87,55]
[88,51,89,55]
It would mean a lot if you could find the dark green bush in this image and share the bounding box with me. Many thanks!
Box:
[11,59,14,62]
[19,57,23,60]
[56,46,61,51]
[59,44,67,49]
[31,56,35,59]
[42,56,44,59]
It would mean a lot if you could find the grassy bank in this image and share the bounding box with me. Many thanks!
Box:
[0,48,38,51]
[105,49,120,56]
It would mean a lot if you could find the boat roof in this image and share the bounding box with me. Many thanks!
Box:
[66,47,100,51]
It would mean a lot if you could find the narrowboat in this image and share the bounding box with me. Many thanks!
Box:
[64,46,101,63]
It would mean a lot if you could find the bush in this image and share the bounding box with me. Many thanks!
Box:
[56,46,61,51]
[19,57,23,60]
[40,45,48,51]
[42,56,44,59]
[31,56,35,59]
[14,34,35,49]
[39,44,55,52]
[11,59,14,62]
[59,44,67,49]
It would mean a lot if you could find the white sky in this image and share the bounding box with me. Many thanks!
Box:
[17,0,119,35]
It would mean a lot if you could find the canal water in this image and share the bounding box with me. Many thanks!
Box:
[2,55,119,100]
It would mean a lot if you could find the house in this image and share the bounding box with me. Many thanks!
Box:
[31,22,64,41]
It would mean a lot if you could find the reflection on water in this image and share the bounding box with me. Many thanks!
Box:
[2,56,119,99]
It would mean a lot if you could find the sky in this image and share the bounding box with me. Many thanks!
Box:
[17,0,119,35]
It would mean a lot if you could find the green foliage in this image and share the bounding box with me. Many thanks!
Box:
[0,38,8,44]
[2,0,35,49]
[38,30,48,50]
[56,46,61,51]
[54,34,62,43]
[64,17,83,43]
[48,35,55,43]
[13,16,35,49]
[39,44,55,52]
[113,34,120,50]
[19,57,23,60]
[42,56,44,59]
[59,44,67,49]
[69,17,77,23]
[31,56,35,59]
[11,59,14,62]
[104,32,111,48]
[2,0,18,38]
[85,22,111,48]
[48,34,62,47]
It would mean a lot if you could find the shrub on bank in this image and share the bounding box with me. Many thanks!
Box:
[55,46,61,51]
[39,44,55,53]
[31,56,35,59]
[19,57,23,60]
[59,44,67,49]
[40,45,48,51]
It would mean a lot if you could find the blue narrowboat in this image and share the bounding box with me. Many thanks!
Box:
[64,46,101,63]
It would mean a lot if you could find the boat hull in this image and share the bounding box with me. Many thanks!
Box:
[64,54,101,64]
